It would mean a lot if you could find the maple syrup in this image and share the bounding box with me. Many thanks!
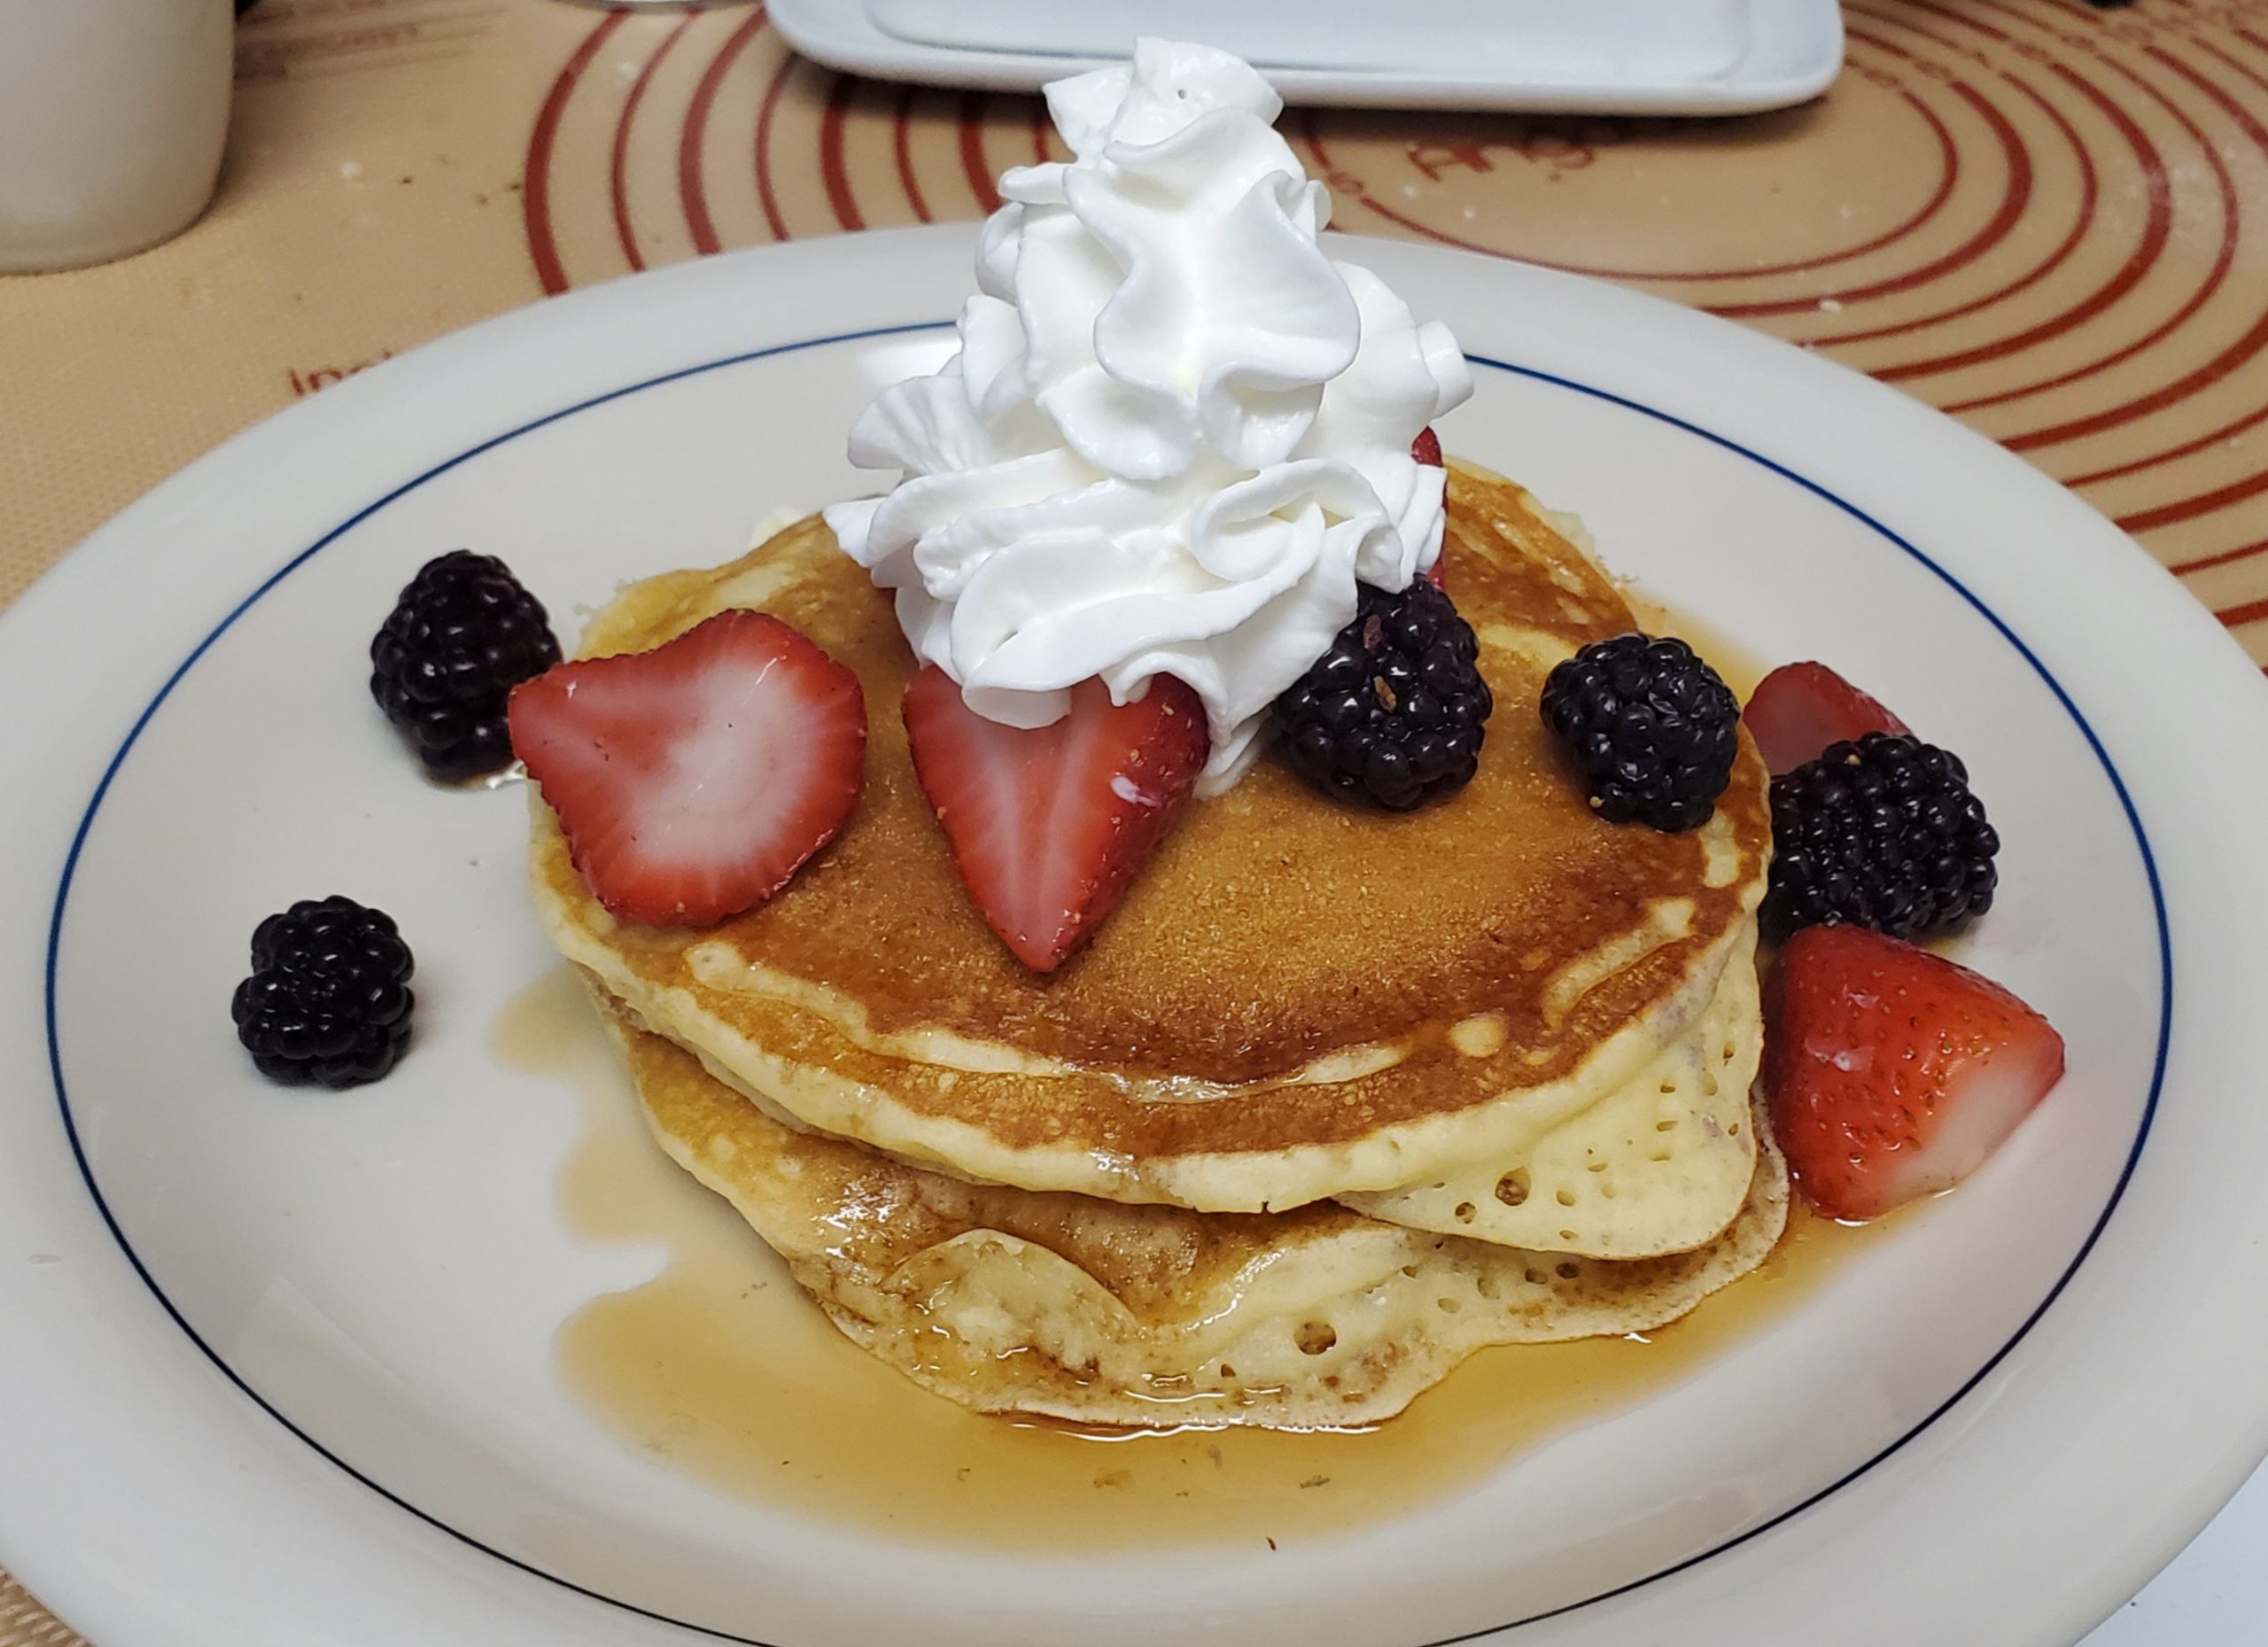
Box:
[494,967,1887,1554]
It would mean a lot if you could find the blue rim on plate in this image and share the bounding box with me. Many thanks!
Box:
[42,323,2172,1647]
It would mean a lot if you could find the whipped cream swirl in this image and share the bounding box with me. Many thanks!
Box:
[824,39,1472,795]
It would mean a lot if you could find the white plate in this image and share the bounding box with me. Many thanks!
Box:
[769,0,1845,116]
[0,226,2263,1647]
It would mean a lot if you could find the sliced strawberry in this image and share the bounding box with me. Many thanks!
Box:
[902,666,1208,972]
[1745,660,1911,776]
[1766,925,2065,1220]
[508,610,866,927]
[1412,427,1449,592]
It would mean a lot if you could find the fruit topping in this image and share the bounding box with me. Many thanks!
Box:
[508,610,866,927]
[1540,633,1739,832]
[232,896,416,1088]
[1275,578,1492,810]
[371,550,562,781]
[1411,428,1447,590]
[1766,924,2064,1219]
[1745,660,1912,777]
[1761,731,1998,944]
[903,666,1208,972]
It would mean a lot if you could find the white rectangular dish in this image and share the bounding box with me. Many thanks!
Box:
[768,0,1845,115]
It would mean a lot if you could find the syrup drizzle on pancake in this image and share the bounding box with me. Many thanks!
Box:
[498,968,1893,1553]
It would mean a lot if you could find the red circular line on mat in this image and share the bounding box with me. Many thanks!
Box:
[523,10,626,297]
[1806,27,2093,347]
[2023,301,2268,454]
[957,92,1003,213]
[818,75,865,232]
[2122,470,2268,535]
[1294,75,1962,287]
[952,92,998,213]
[2179,27,2268,116]
[752,42,795,240]
[1854,36,2174,381]
[610,15,695,273]
[1869,1,2202,408]
[2213,594,2268,630]
[679,5,769,256]
[2171,536,2268,577]
[2071,399,2268,490]
[1712,53,2035,320]
[1897,1,2249,422]
[892,85,932,223]
[1966,42,2264,442]
[2053,42,2268,483]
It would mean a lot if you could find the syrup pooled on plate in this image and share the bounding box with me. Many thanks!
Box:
[495,966,1889,1554]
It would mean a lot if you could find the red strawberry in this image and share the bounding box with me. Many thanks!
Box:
[508,610,866,926]
[1766,925,2064,1220]
[1745,661,1911,776]
[902,666,1208,972]
[1412,426,1449,591]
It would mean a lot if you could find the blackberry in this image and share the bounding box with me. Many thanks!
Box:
[1540,633,1740,832]
[231,897,416,1088]
[1275,577,1493,810]
[370,550,559,780]
[1760,732,2000,944]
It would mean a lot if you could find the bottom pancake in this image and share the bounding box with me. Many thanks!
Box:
[587,980,1789,1430]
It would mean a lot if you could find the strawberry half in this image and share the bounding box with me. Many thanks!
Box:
[1412,426,1448,592]
[1745,660,1911,777]
[1766,925,2065,1220]
[902,666,1208,972]
[509,610,866,927]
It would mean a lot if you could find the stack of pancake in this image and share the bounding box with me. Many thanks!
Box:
[531,462,1782,1430]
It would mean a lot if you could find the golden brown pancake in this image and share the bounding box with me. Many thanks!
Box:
[590,980,1789,1428]
[532,464,1772,1213]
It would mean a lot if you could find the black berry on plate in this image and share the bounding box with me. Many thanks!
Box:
[1275,577,1493,810]
[1760,731,2000,944]
[1540,633,1740,832]
[371,550,559,780]
[231,897,416,1088]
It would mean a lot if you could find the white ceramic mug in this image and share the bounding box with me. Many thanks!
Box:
[0,0,235,274]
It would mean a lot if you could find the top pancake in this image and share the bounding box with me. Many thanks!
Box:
[532,464,1771,1212]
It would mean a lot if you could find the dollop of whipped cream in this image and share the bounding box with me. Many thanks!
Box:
[824,38,1472,796]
